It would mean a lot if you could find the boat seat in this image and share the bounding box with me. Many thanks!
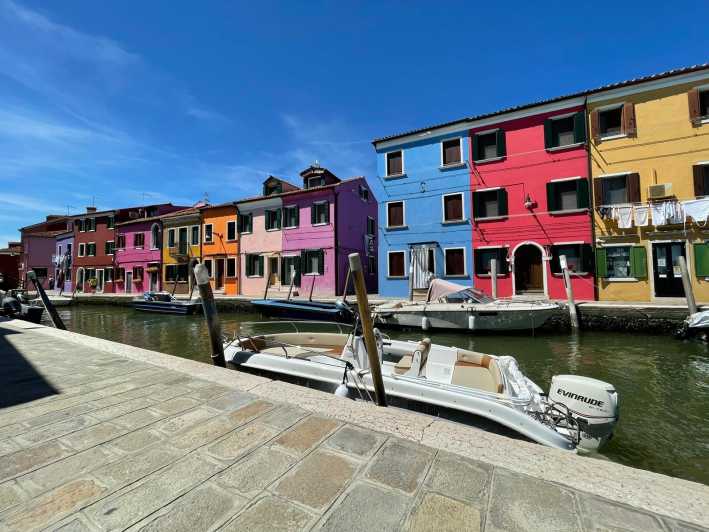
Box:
[260,346,335,358]
[394,339,431,376]
[451,362,499,393]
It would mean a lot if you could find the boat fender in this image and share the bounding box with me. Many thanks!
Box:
[335,383,349,397]
[468,315,475,330]
[421,316,430,331]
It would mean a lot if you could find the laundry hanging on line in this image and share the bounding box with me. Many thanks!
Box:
[614,205,633,229]
[633,205,649,227]
[681,197,709,225]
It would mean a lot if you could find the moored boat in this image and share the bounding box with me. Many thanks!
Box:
[251,298,354,323]
[131,291,202,315]
[1,290,45,324]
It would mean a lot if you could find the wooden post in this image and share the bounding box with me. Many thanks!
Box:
[27,270,66,330]
[194,264,226,368]
[341,267,351,302]
[348,253,387,407]
[263,272,270,300]
[287,266,295,301]
[308,275,316,302]
[678,255,697,315]
[560,255,579,330]
[490,258,498,299]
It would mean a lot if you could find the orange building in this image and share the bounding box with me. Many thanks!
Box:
[200,203,239,295]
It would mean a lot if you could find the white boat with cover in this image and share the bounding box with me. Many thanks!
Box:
[373,279,560,332]
[224,321,619,452]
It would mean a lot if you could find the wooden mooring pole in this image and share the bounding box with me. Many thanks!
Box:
[678,255,697,316]
[27,270,66,330]
[194,263,226,368]
[490,258,498,299]
[560,255,579,330]
[348,253,387,407]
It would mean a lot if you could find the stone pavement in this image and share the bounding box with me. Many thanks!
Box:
[0,319,707,531]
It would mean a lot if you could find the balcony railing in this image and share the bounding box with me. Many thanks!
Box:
[168,241,189,257]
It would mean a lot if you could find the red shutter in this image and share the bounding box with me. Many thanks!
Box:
[590,110,600,142]
[694,165,705,197]
[622,103,637,137]
[688,88,701,126]
[627,173,641,202]
[593,178,604,205]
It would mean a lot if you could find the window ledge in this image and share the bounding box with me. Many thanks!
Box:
[312,223,329,227]
[444,274,469,278]
[386,276,408,280]
[384,173,406,180]
[552,272,590,277]
[246,275,263,278]
[304,273,322,276]
[604,277,639,282]
[283,226,298,230]
[598,133,628,142]
[240,231,253,235]
[549,208,589,215]
[476,273,509,278]
[439,162,466,170]
[473,216,507,222]
[134,247,143,250]
[473,156,505,164]
[386,225,408,231]
[265,229,281,232]
[546,142,585,152]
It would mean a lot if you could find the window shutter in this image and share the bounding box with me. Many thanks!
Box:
[627,173,641,203]
[549,247,561,274]
[688,88,701,125]
[546,182,557,212]
[276,208,282,228]
[496,129,506,158]
[311,205,316,225]
[497,188,508,216]
[324,202,330,224]
[576,178,590,209]
[497,248,509,274]
[590,110,600,142]
[472,192,480,219]
[693,243,709,277]
[573,112,587,144]
[257,256,264,276]
[543,119,553,149]
[472,134,480,161]
[237,217,242,234]
[622,102,637,137]
[581,244,594,274]
[294,206,300,227]
[593,178,604,205]
[630,246,647,278]
[317,250,324,274]
[595,248,608,278]
[294,256,302,286]
[693,165,705,197]
[300,250,307,275]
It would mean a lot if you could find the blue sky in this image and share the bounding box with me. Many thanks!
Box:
[1,0,707,246]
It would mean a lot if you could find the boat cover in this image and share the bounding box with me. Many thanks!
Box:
[426,279,492,304]
[687,310,709,329]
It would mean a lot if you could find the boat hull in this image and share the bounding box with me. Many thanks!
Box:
[374,306,558,331]
[20,304,44,324]
[131,300,201,315]
[251,299,353,323]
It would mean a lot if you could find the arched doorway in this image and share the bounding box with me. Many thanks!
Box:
[514,244,544,294]
[76,267,85,292]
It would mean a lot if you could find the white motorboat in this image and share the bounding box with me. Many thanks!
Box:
[224,321,619,452]
[373,279,560,332]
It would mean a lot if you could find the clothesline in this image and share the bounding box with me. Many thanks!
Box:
[596,197,709,229]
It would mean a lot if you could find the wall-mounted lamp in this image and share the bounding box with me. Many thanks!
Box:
[524,194,536,210]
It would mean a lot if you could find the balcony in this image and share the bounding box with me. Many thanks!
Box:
[168,241,189,258]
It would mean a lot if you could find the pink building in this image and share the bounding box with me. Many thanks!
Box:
[470,101,595,300]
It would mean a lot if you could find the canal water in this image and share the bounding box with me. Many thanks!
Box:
[50,305,709,485]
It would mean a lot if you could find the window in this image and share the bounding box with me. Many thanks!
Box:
[303,249,324,275]
[693,164,709,197]
[204,224,213,243]
[191,226,200,245]
[387,251,406,277]
[367,256,377,275]
[594,174,640,205]
[165,264,177,282]
[386,201,405,228]
[283,206,299,228]
[238,213,253,234]
[246,254,264,277]
[33,267,48,279]
[367,216,376,236]
[203,259,213,278]
[441,138,462,166]
[77,219,84,232]
[547,179,590,212]
[226,221,237,240]
[67,243,72,255]
[132,267,143,281]
[473,189,508,219]
[151,224,160,248]
[599,107,622,137]
[596,246,647,279]
[78,243,85,257]
[87,243,96,256]
[263,181,282,196]
[550,244,593,274]
[442,193,464,222]
[265,209,282,230]
[359,185,369,201]
[105,241,115,256]
[226,258,236,277]
[87,218,96,231]
[444,248,466,276]
[475,248,508,276]
[544,113,586,149]
[386,150,403,176]
[167,229,175,248]
[307,176,325,189]
[311,202,329,225]
[105,268,113,282]
[134,233,144,248]
[472,130,505,161]
[107,216,115,229]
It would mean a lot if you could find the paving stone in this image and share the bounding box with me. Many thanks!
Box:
[59,422,128,451]
[0,424,25,440]
[92,447,183,488]
[0,439,20,457]
[225,399,274,425]
[90,397,156,421]
[24,403,94,428]
[85,453,222,529]
[365,440,434,494]
[217,447,297,498]
[156,406,217,434]
[273,415,340,456]
[274,449,357,512]
[221,495,313,531]
[109,427,164,453]
[170,415,246,452]
[408,492,481,532]
[136,481,245,532]
[318,481,412,531]
[664,519,708,532]
[579,496,665,531]
[151,396,200,416]
[53,516,94,531]
[0,481,24,512]
[424,450,492,507]
[112,408,167,430]
[324,425,386,458]
[18,446,115,496]
[187,384,232,402]
[206,390,257,412]
[257,404,308,430]
[206,423,278,461]
[0,440,72,482]
[486,468,582,532]
[16,415,97,446]
[2,478,106,532]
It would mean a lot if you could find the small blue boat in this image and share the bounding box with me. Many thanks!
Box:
[131,292,202,315]
[251,298,354,323]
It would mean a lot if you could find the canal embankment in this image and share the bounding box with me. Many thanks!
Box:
[0,317,707,530]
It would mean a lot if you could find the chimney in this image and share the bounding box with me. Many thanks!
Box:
[86,206,97,213]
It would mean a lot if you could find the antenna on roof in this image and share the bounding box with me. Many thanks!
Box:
[313,160,321,168]
[66,205,75,215]
[203,192,209,204]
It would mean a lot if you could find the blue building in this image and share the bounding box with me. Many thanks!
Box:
[373,125,474,298]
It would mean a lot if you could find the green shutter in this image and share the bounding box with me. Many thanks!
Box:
[630,246,647,278]
[497,188,508,216]
[496,129,506,158]
[546,182,557,212]
[472,134,480,161]
[497,248,509,274]
[573,112,587,144]
[276,208,282,229]
[595,248,608,278]
[472,192,480,219]
[247,214,253,232]
[257,256,264,276]
[294,255,302,287]
[694,243,709,277]
[317,250,324,274]
[311,205,316,225]
[324,202,330,224]
[294,206,299,227]
[236,217,242,234]
[544,119,553,149]
[576,178,590,209]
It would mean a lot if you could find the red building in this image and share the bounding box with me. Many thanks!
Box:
[470,99,595,301]
[0,241,22,290]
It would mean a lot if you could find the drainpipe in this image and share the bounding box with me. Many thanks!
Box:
[334,190,339,297]
[234,202,241,296]
[584,96,599,302]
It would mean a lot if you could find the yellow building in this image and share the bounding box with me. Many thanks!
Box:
[589,65,709,302]
[161,207,202,295]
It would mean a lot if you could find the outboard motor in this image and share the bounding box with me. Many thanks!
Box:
[334,299,355,323]
[1,292,21,316]
[548,375,619,452]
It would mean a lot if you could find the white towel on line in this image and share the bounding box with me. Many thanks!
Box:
[633,205,649,227]
[615,205,633,229]
[650,202,668,226]
[682,198,709,225]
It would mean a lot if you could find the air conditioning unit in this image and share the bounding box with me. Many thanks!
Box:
[648,183,672,199]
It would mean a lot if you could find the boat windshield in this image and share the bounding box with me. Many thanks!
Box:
[236,320,353,337]
[445,288,493,304]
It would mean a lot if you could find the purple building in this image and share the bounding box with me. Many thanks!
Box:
[54,231,74,293]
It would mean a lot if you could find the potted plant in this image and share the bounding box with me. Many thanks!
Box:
[88,277,98,292]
